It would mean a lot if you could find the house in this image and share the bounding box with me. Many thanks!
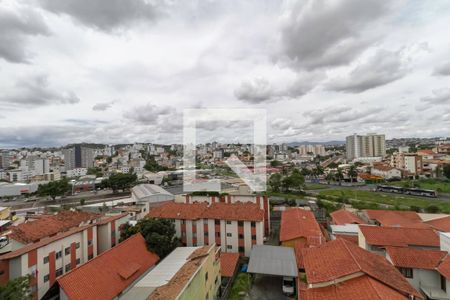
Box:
[329,224,360,245]
[299,239,422,300]
[371,165,402,180]
[42,233,159,300]
[131,184,174,213]
[425,215,450,232]
[358,225,440,256]
[362,209,430,228]
[148,202,265,256]
[385,246,448,299]
[279,208,325,248]
[330,208,365,225]
[122,244,220,300]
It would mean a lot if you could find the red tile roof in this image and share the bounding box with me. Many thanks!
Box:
[302,239,422,299]
[334,234,358,244]
[147,202,264,221]
[438,256,450,280]
[279,208,324,244]
[9,211,98,244]
[359,225,439,247]
[386,247,447,270]
[364,210,429,228]
[299,275,410,300]
[425,216,450,232]
[57,234,159,300]
[330,209,365,225]
[220,252,239,277]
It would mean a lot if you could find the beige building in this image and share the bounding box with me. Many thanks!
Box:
[346,133,386,160]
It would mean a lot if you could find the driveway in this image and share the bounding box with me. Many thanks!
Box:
[247,275,294,300]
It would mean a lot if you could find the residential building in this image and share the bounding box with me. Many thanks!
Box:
[370,165,402,179]
[391,153,424,176]
[362,209,430,228]
[148,202,265,256]
[63,146,95,171]
[330,208,365,225]
[297,144,326,156]
[299,239,422,300]
[131,184,174,214]
[42,234,159,300]
[279,208,325,248]
[122,244,221,300]
[346,133,386,160]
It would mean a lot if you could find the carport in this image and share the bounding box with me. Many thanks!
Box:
[247,245,298,278]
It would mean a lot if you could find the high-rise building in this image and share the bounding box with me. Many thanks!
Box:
[0,152,12,169]
[63,145,95,171]
[346,133,386,160]
[298,144,326,156]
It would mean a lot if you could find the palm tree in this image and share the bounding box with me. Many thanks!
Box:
[348,165,357,183]
[336,168,344,186]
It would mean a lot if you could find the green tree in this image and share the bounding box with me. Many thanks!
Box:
[425,205,441,213]
[80,198,86,206]
[348,165,357,183]
[335,168,344,186]
[87,167,103,177]
[281,170,305,192]
[144,157,168,172]
[444,164,450,179]
[37,179,70,200]
[120,218,180,258]
[270,160,282,167]
[103,173,137,193]
[0,275,32,300]
[268,173,282,192]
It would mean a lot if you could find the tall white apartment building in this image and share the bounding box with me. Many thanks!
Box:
[346,133,386,160]
[298,144,326,156]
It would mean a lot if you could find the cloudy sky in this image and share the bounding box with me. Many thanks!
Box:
[1,0,450,147]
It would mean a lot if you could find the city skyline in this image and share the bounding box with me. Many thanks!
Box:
[1,0,450,148]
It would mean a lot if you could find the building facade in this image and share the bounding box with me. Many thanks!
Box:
[346,133,386,160]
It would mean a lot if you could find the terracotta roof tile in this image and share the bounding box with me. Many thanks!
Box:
[299,275,410,300]
[147,202,264,222]
[334,235,358,244]
[330,209,365,225]
[425,215,450,232]
[280,208,324,244]
[57,234,159,300]
[9,210,98,244]
[302,239,422,299]
[359,225,439,247]
[220,252,239,277]
[365,210,429,228]
[386,247,447,270]
[438,256,450,280]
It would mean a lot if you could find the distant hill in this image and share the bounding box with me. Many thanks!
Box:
[286,141,345,147]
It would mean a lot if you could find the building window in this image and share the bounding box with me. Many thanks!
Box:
[203,219,208,225]
[43,256,49,264]
[76,242,80,249]
[56,251,62,259]
[181,220,186,225]
[204,232,209,237]
[215,220,220,225]
[399,267,413,278]
[216,232,220,237]
[44,274,49,283]
[76,258,81,265]
[65,247,71,256]
[251,235,256,240]
[251,222,255,228]
[0,270,4,276]
[239,246,245,253]
[226,221,232,225]
[226,233,232,237]
[65,264,71,272]
[111,231,116,237]
[227,245,232,250]
[88,254,94,260]
[238,221,243,227]
[239,234,244,239]
[193,232,197,238]
[442,275,447,292]
[56,268,63,277]
[88,240,93,246]
[205,271,208,283]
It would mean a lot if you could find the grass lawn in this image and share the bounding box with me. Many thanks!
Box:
[387,179,450,193]
[228,273,252,300]
[304,183,329,190]
[319,189,450,213]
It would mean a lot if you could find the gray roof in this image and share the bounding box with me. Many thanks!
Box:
[131,184,173,200]
[247,245,298,277]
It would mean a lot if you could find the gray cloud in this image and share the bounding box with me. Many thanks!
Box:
[281,0,392,70]
[433,61,450,76]
[305,106,384,125]
[123,103,171,124]
[38,0,161,31]
[92,101,114,111]
[234,78,274,103]
[327,49,408,93]
[0,6,49,63]
[421,89,450,105]
[0,75,80,107]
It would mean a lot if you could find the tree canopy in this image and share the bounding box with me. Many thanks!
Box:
[37,179,70,200]
[120,218,180,258]
[444,164,450,179]
[144,157,168,172]
[101,173,137,193]
[0,275,32,300]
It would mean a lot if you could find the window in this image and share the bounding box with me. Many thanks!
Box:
[239,246,245,253]
[44,274,49,283]
[76,258,81,265]
[56,251,62,259]
[205,272,208,283]
[227,245,232,250]
[238,221,243,227]
[88,254,94,260]
[442,275,447,292]
[399,267,413,278]
[181,220,186,224]
[251,235,256,240]
[111,231,116,237]
[216,232,220,237]
[239,234,244,239]
[215,220,220,225]
[203,219,208,225]
[65,264,71,272]
[193,232,197,238]
[56,268,63,277]
[0,270,4,276]
[226,233,232,237]
[204,232,209,237]
[226,221,232,225]
[65,247,70,256]
[251,222,256,228]
[88,240,93,246]
[75,242,80,249]
[43,256,49,264]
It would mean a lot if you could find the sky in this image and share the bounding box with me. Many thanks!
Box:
[0,0,450,148]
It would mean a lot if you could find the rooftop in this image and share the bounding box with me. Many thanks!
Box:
[330,209,365,225]
[247,245,298,277]
[132,184,173,201]
[279,208,324,244]
[386,246,447,270]
[364,209,429,228]
[425,215,450,232]
[220,252,239,277]
[57,234,159,300]
[359,225,439,247]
